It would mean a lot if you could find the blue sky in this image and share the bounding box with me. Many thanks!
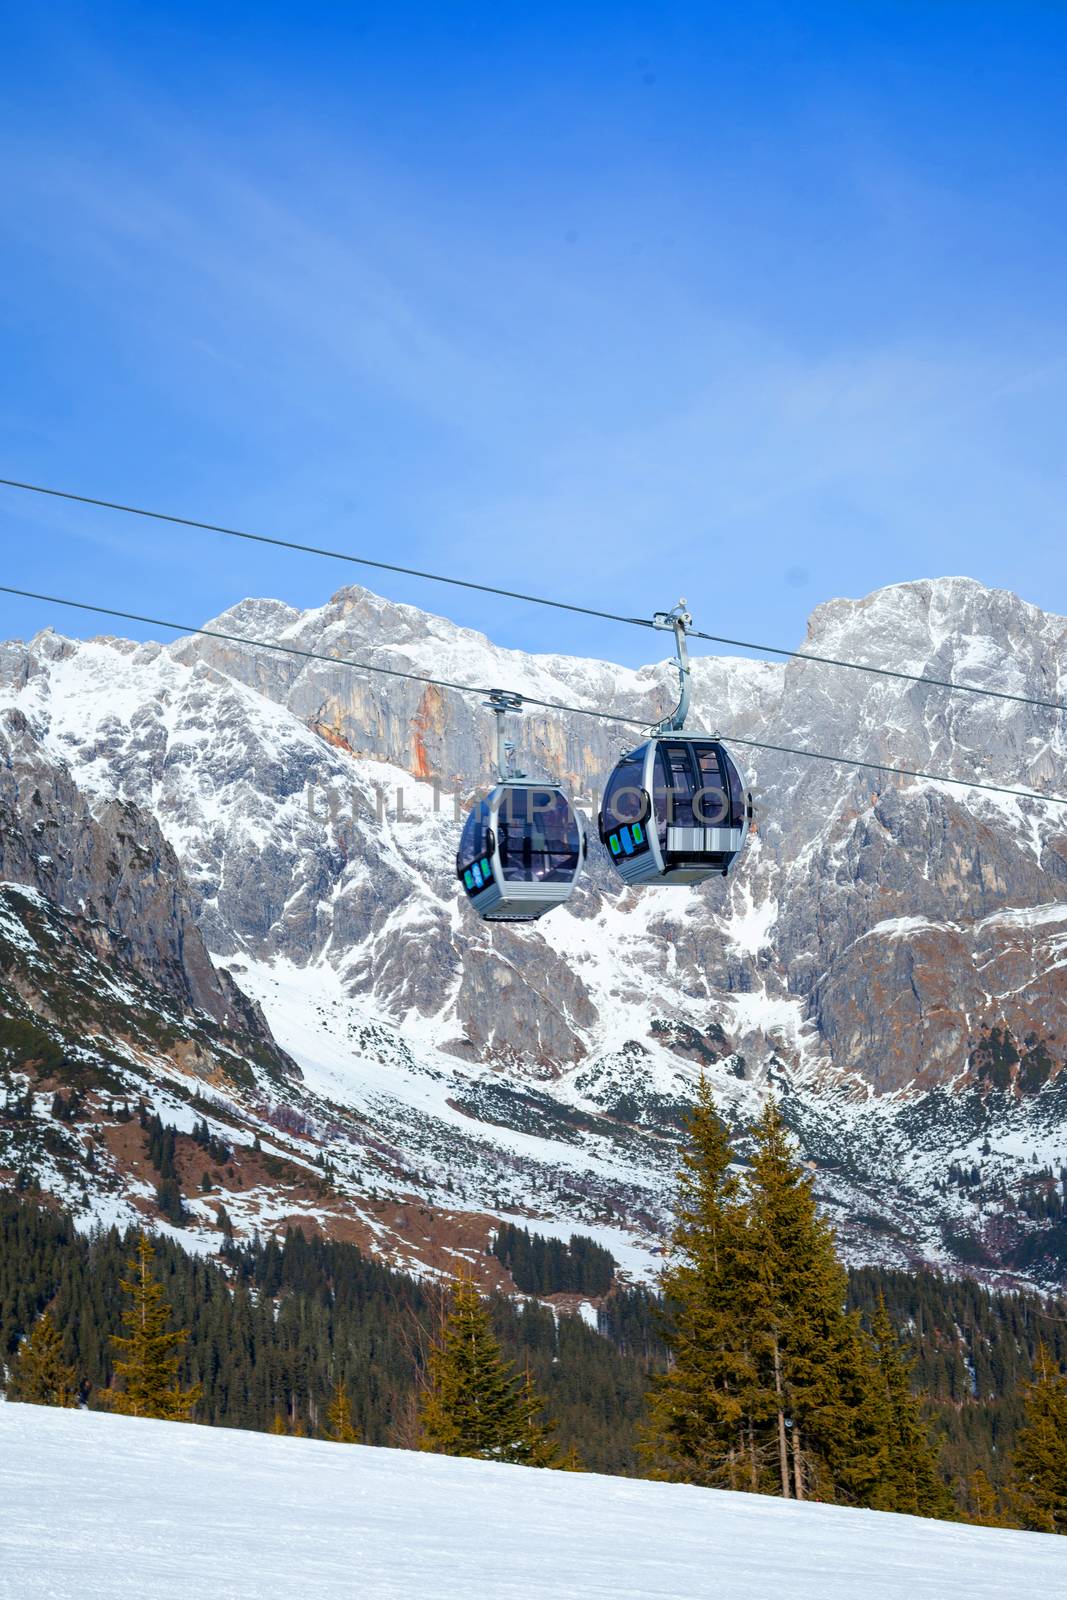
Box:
[2,2,1065,671]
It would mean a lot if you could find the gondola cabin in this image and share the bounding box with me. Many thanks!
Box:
[598,735,752,885]
[457,783,583,921]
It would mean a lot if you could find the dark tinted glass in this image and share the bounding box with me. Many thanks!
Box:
[457,798,490,869]
[498,787,580,882]
[654,742,697,827]
[601,752,647,828]
[723,748,746,826]
[694,745,729,826]
[652,745,671,833]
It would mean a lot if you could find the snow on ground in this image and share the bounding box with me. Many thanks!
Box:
[1,1405,1063,1600]
[229,953,655,1187]
[221,952,675,1275]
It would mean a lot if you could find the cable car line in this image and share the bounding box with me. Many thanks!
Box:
[2,582,1065,810]
[684,624,1065,714]
[0,584,532,705]
[0,478,652,633]
[2,474,1065,717]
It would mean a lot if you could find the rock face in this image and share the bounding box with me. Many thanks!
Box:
[169,576,1067,1093]
[0,701,285,1053]
[2,575,1067,1287]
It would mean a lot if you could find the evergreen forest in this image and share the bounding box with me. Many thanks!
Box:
[2,1088,1067,1523]
[2,1183,1067,1520]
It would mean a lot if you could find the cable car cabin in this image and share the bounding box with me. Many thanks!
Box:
[457,783,583,921]
[598,737,753,886]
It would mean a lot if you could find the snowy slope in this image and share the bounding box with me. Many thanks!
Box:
[2,1405,1064,1600]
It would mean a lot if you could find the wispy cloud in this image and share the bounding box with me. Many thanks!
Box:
[2,9,1066,659]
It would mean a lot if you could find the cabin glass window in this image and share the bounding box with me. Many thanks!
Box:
[458,799,490,868]
[499,789,580,883]
[601,753,646,829]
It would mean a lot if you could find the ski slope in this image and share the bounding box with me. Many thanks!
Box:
[1,1405,1064,1599]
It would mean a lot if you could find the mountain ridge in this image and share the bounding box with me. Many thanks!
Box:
[1,572,1066,1290]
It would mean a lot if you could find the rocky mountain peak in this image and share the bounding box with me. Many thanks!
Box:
[3,573,1067,1288]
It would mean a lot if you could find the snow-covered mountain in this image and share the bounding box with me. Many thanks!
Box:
[2,575,1066,1289]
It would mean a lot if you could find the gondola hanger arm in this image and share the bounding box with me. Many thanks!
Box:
[484,688,526,783]
[651,600,692,734]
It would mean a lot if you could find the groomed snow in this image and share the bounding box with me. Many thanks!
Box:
[1,1405,1064,1599]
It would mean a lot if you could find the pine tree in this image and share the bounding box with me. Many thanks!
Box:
[1009,1343,1067,1533]
[866,1295,953,1518]
[417,1277,557,1466]
[99,1234,201,1421]
[746,1098,885,1505]
[516,1367,558,1468]
[967,1468,1002,1527]
[326,1378,360,1443]
[7,1310,78,1407]
[642,1075,758,1489]
[269,1411,287,1435]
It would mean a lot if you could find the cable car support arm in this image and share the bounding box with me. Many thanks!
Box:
[652,601,693,733]
[484,689,526,782]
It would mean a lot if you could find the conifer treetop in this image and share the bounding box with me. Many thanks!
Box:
[417,1275,557,1468]
[646,1089,956,1516]
[327,1378,360,1444]
[1010,1341,1067,1534]
[100,1233,201,1422]
[7,1310,78,1408]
